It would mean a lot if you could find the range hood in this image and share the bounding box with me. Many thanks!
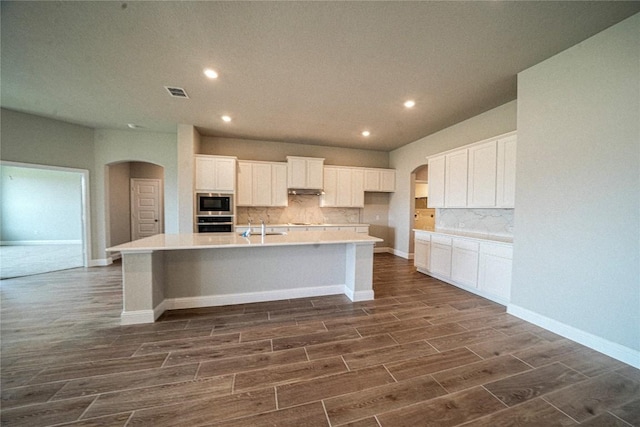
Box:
[288,188,324,196]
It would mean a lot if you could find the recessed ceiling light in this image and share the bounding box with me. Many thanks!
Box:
[404,100,416,108]
[204,68,219,79]
[362,130,371,137]
[127,123,143,129]
[221,115,232,122]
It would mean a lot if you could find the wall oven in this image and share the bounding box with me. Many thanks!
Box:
[197,216,234,233]
[196,193,233,216]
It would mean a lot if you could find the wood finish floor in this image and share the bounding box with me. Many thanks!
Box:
[1,253,639,427]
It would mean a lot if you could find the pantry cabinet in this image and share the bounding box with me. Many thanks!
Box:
[237,161,287,207]
[195,155,237,192]
[321,166,364,208]
[287,156,324,189]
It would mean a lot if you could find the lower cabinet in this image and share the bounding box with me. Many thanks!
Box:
[414,230,512,305]
[478,243,512,301]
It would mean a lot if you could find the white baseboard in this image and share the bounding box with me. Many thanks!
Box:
[120,309,156,325]
[0,240,82,246]
[165,285,346,311]
[508,304,640,369]
[89,257,113,267]
[346,289,375,302]
[390,248,410,259]
[374,247,390,253]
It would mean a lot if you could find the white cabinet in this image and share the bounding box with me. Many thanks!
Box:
[414,233,430,271]
[427,155,446,208]
[364,168,396,192]
[478,243,512,302]
[321,166,364,208]
[237,161,288,207]
[426,131,516,209]
[467,141,497,207]
[445,150,468,207]
[414,230,512,305]
[451,238,479,287]
[496,134,517,208]
[430,235,452,278]
[287,156,324,189]
[195,155,237,192]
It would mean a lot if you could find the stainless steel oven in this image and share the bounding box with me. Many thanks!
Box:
[196,193,233,216]
[197,216,234,233]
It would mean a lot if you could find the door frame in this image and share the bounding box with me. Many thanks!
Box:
[130,178,164,240]
[0,160,91,268]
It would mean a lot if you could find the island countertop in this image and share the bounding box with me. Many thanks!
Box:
[108,230,382,253]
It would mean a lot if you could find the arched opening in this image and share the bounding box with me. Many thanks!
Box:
[106,161,165,249]
[409,163,434,257]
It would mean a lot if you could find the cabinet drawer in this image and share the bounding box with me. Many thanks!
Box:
[480,243,513,259]
[414,231,431,241]
[453,239,479,252]
[431,235,452,246]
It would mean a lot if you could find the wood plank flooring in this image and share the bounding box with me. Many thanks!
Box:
[1,253,639,426]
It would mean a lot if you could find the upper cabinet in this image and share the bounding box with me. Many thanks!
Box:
[321,166,364,208]
[467,140,498,207]
[195,155,237,193]
[287,156,324,189]
[427,156,446,208]
[237,161,288,207]
[427,132,517,209]
[364,168,396,192]
[496,134,517,208]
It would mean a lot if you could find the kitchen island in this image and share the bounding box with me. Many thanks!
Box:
[108,231,382,324]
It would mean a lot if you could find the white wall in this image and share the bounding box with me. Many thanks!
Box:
[512,13,639,361]
[389,101,517,257]
[94,129,178,261]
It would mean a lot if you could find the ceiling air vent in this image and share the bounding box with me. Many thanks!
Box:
[164,86,189,98]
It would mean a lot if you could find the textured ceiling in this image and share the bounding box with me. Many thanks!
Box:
[2,1,639,151]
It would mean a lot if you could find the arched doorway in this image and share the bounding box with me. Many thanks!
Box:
[106,161,165,248]
[409,164,434,257]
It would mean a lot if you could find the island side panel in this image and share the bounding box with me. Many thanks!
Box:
[162,244,347,308]
[120,251,165,325]
[344,242,376,301]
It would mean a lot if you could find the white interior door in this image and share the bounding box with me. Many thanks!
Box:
[131,178,163,240]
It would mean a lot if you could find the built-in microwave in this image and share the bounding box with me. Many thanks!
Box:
[196,193,233,216]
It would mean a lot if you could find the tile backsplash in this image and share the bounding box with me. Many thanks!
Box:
[436,208,514,238]
[236,195,361,225]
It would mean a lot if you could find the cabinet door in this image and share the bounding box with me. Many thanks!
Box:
[380,170,395,192]
[195,157,216,191]
[321,167,338,207]
[236,162,253,206]
[427,156,445,208]
[214,158,236,192]
[451,239,479,287]
[287,157,307,188]
[306,158,325,189]
[336,168,353,206]
[496,135,517,208]
[445,150,468,207]
[351,169,365,207]
[414,238,430,270]
[430,236,452,278]
[478,243,512,301]
[252,162,272,206]
[467,141,497,207]
[364,169,380,191]
[271,163,288,206]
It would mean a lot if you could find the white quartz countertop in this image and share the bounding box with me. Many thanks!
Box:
[108,231,382,253]
[413,228,513,244]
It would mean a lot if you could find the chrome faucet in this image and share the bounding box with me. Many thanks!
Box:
[261,218,266,236]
